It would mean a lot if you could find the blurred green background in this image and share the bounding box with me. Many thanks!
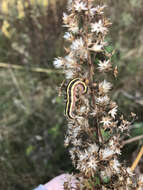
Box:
[0,0,142,189]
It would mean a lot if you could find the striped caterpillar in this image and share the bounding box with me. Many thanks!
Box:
[65,78,88,119]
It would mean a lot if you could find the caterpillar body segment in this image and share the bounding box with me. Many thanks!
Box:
[65,78,88,119]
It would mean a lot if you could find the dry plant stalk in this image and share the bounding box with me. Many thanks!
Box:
[53,0,143,189]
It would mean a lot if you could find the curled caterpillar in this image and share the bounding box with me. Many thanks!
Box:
[65,78,88,119]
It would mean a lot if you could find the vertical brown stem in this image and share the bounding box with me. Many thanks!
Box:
[86,0,103,145]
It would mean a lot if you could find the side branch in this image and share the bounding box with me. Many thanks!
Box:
[123,135,143,146]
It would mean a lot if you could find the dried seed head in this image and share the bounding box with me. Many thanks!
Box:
[53,0,139,189]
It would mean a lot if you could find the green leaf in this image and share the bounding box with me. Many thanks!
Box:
[48,124,60,138]
[105,45,114,53]
[26,145,34,156]
[101,129,110,141]
[103,177,110,184]
[95,176,100,185]
[131,122,143,137]
[94,58,99,65]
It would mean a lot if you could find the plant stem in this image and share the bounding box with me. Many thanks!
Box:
[131,146,143,171]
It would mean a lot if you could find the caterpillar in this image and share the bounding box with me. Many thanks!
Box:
[65,78,88,119]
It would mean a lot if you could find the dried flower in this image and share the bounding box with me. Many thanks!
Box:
[108,106,118,119]
[100,148,115,159]
[63,32,73,41]
[71,38,84,50]
[89,43,103,52]
[74,1,87,12]
[65,69,75,79]
[100,116,112,127]
[94,5,107,15]
[91,20,108,34]
[110,159,121,173]
[87,156,97,170]
[53,57,63,68]
[96,95,110,105]
[98,59,112,72]
[99,80,112,94]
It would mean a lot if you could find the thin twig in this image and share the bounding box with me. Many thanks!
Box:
[123,135,143,146]
[0,62,63,74]
[8,68,29,114]
[131,146,143,171]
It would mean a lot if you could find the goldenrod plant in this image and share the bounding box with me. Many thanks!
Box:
[53,0,143,189]
[0,0,65,66]
[1,0,48,38]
